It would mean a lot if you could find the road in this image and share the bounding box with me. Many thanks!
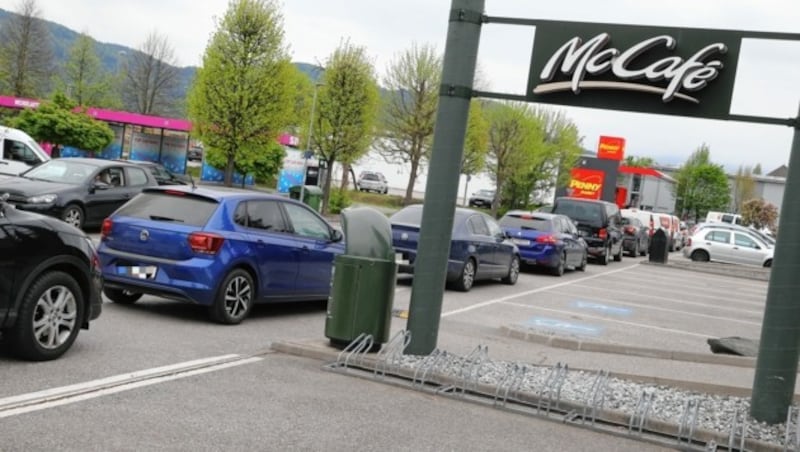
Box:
[0,247,767,451]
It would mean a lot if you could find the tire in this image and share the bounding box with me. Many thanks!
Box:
[452,258,476,292]
[576,251,587,272]
[550,252,566,276]
[764,259,773,268]
[104,288,143,305]
[210,269,255,325]
[599,246,610,266]
[61,204,85,230]
[7,271,84,361]
[629,241,639,258]
[690,250,710,262]
[639,239,648,256]
[613,243,623,262]
[502,255,520,285]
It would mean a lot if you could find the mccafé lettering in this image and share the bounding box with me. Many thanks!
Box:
[535,33,727,103]
[569,179,601,193]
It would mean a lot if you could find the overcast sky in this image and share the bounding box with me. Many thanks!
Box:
[4,0,800,174]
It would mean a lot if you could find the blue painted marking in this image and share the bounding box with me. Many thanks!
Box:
[524,316,603,337]
[571,300,633,317]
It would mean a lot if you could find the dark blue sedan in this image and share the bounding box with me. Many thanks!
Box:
[97,186,344,324]
[390,205,520,292]
[498,211,588,276]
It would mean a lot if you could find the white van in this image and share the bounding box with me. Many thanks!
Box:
[706,211,743,225]
[0,126,51,176]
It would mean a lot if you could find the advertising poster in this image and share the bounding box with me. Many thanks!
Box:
[276,149,306,193]
[96,124,124,160]
[567,168,605,200]
[130,131,161,162]
[160,134,188,174]
[60,146,90,158]
[597,136,626,161]
[200,158,254,186]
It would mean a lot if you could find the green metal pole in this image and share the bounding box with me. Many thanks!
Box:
[751,104,800,423]
[405,0,484,355]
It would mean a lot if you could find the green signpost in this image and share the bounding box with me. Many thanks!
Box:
[406,0,800,424]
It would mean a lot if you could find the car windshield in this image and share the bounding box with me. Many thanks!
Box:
[552,200,604,228]
[476,190,494,197]
[22,160,95,185]
[362,174,379,181]
[499,215,553,231]
[390,206,423,226]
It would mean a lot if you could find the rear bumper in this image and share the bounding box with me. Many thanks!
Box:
[395,249,463,282]
[519,247,559,268]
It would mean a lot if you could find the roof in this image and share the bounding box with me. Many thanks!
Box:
[58,157,140,167]
[504,210,558,219]
[143,185,286,203]
[767,165,788,178]
[619,165,676,183]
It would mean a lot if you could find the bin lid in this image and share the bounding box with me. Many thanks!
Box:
[303,185,323,195]
[340,207,394,260]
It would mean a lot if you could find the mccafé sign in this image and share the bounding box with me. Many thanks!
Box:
[527,21,741,120]
[568,168,604,200]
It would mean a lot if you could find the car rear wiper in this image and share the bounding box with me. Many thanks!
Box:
[149,215,184,222]
[521,226,538,231]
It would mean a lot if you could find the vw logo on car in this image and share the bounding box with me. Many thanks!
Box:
[139,229,150,242]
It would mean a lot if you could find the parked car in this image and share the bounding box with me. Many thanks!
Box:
[551,197,624,265]
[683,226,773,267]
[357,171,388,194]
[0,126,51,176]
[691,222,775,248]
[620,214,649,257]
[123,159,192,186]
[97,186,345,324]
[0,193,102,360]
[498,211,587,276]
[468,189,495,208]
[390,205,520,291]
[187,147,203,161]
[0,158,158,229]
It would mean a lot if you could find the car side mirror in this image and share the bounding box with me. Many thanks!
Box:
[331,229,344,242]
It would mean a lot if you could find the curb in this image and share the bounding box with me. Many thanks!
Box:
[640,260,770,281]
[500,325,757,368]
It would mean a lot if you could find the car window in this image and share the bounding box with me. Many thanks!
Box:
[734,233,760,249]
[242,200,288,232]
[127,167,149,186]
[5,140,36,163]
[562,217,578,234]
[283,202,330,240]
[103,167,126,187]
[485,216,504,238]
[22,160,94,184]
[553,200,604,227]
[705,230,731,244]
[115,191,219,226]
[467,215,490,236]
[498,214,553,231]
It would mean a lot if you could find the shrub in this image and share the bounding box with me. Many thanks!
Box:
[328,188,352,214]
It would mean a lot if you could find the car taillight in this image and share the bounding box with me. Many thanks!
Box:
[92,252,101,272]
[101,218,113,240]
[686,238,692,247]
[536,235,558,245]
[188,232,225,255]
[624,226,636,235]
[598,228,608,239]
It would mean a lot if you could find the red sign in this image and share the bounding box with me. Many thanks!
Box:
[597,135,626,161]
[568,168,604,200]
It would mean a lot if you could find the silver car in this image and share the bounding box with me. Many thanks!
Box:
[683,226,773,267]
[357,172,388,194]
[690,222,776,247]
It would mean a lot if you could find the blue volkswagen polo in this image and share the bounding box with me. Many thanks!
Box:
[97,186,344,324]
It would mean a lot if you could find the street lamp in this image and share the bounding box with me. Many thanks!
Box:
[300,82,323,205]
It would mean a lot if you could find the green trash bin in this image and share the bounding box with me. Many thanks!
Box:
[289,185,323,212]
[325,207,397,350]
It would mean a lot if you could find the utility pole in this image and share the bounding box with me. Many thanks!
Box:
[300,83,323,203]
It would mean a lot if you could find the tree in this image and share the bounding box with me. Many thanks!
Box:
[753,163,763,175]
[623,155,657,167]
[187,0,295,187]
[460,99,489,204]
[122,31,180,115]
[732,165,756,213]
[8,93,114,151]
[55,33,121,109]
[377,43,441,205]
[0,0,53,97]
[484,101,543,216]
[674,144,731,222]
[741,198,778,231]
[312,41,380,213]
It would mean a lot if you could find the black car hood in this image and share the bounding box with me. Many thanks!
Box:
[0,178,80,197]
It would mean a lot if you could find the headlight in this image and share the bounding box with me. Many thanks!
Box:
[27,194,57,204]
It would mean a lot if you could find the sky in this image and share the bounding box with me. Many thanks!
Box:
[3,0,800,192]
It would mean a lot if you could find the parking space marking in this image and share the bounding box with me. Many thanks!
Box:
[503,301,712,339]
[0,354,262,419]
[568,283,766,309]
[631,265,768,290]
[607,271,767,296]
[525,316,604,337]
[441,264,638,318]
[570,300,632,316]
[603,273,767,301]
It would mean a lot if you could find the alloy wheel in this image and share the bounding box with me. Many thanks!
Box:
[63,209,82,228]
[32,285,78,350]
[224,276,252,319]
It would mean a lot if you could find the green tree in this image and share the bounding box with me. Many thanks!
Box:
[753,163,763,175]
[8,93,114,151]
[377,43,441,205]
[313,41,380,213]
[187,0,294,187]
[623,155,657,167]
[732,165,756,213]
[460,99,489,204]
[123,31,180,116]
[485,101,543,216]
[674,144,731,222]
[55,33,121,108]
[0,0,53,97]
[741,198,778,231]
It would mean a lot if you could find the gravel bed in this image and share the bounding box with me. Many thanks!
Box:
[389,353,796,448]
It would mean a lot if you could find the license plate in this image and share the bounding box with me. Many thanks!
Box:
[118,265,158,280]
[512,238,531,246]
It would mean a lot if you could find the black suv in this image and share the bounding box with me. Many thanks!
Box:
[550,197,624,265]
[0,194,102,360]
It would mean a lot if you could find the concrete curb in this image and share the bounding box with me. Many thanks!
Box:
[501,324,757,368]
[641,260,770,281]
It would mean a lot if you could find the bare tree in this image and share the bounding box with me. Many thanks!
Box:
[122,31,180,115]
[0,0,53,97]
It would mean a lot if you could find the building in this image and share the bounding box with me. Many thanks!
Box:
[617,166,677,213]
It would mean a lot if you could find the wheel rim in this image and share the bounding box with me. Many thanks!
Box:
[64,208,81,228]
[463,261,475,288]
[509,257,520,282]
[32,285,78,350]
[224,276,252,319]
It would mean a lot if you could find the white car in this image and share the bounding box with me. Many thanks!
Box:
[683,226,773,267]
[357,172,388,194]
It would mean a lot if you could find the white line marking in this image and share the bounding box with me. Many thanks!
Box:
[606,271,767,296]
[569,283,765,308]
[501,302,712,339]
[0,355,261,418]
[442,264,637,318]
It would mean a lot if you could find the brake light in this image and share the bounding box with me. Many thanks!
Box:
[536,235,558,245]
[188,232,225,255]
[598,228,608,239]
[92,252,101,272]
[101,218,113,240]
[687,238,692,247]
[164,190,186,196]
[624,226,636,235]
